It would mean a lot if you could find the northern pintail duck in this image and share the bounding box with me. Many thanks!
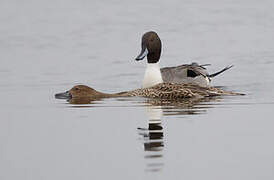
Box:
[135,31,233,88]
[55,83,244,101]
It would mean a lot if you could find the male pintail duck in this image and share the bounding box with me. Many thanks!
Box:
[55,83,244,101]
[135,31,233,88]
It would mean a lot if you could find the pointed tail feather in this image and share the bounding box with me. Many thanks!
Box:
[200,63,211,67]
[208,65,234,78]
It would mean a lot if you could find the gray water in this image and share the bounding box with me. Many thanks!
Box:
[1,0,274,179]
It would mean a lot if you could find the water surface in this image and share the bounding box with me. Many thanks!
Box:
[1,0,274,179]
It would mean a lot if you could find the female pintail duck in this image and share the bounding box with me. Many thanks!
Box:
[55,83,244,101]
[135,31,233,88]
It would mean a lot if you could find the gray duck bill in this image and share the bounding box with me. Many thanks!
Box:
[135,47,148,61]
[55,91,72,99]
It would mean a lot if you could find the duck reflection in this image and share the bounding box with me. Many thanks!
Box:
[138,105,164,172]
[137,96,225,172]
[143,96,223,116]
[67,97,101,104]
[58,93,225,173]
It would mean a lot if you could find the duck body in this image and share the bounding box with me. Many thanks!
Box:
[135,31,233,88]
[160,63,211,87]
[126,83,242,99]
[55,83,244,102]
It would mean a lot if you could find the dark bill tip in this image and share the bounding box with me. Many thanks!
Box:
[135,57,144,61]
[55,91,72,99]
[135,48,148,61]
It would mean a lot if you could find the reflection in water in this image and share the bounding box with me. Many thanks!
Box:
[138,106,164,172]
[137,96,225,172]
[61,95,229,173]
[68,97,102,104]
[145,96,224,116]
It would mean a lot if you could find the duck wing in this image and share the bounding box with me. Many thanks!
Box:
[160,63,209,82]
[161,63,234,83]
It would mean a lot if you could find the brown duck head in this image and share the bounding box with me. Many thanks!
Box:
[55,85,106,100]
[135,31,162,64]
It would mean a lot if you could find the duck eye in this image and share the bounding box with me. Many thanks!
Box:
[75,87,79,91]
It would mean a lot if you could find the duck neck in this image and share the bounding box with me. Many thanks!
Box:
[142,62,163,88]
[99,91,131,98]
[84,90,113,99]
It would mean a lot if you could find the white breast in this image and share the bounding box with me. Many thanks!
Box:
[142,63,163,88]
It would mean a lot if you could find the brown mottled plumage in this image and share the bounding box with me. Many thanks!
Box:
[124,83,243,99]
[55,83,244,101]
